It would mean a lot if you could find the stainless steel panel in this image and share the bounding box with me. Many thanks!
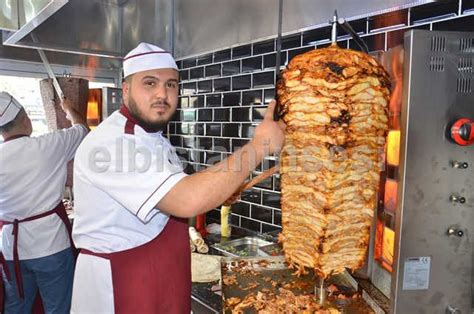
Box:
[174,0,434,59]
[174,0,277,58]
[392,30,473,313]
[121,0,172,54]
[4,0,68,46]
[282,0,434,34]
[21,0,54,26]
[5,0,122,58]
[0,0,19,31]
[0,33,121,69]
[102,87,123,118]
[2,0,434,59]
[25,0,119,57]
[5,0,172,58]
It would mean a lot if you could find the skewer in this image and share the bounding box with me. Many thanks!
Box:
[331,10,338,44]
[315,277,326,305]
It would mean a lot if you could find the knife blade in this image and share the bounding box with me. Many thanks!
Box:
[30,33,65,100]
[36,48,65,101]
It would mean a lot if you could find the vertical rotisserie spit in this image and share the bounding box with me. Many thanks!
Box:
[277,44,390,278]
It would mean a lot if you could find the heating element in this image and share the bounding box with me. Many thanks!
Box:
[364,29,473,313]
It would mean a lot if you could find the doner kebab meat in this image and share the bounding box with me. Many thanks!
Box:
[276,44,390,278]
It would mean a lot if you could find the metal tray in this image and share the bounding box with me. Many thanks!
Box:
[211,236,273,257]
[221,256,373,313]
[257,242,283,256]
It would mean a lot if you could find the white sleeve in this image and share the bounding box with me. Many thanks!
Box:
[78,135,187,223]
[36,124,88,161]
[61,124,89,161]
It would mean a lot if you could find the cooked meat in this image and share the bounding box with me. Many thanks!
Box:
[256,289,339,314]
[277,44,390,278]
[228,289,340,314]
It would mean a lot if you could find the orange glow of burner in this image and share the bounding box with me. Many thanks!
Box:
[87,89,102,129]
[384,179,398,214]
[382,226,395,268]
[374,218,395,273]
[387,130,400,166]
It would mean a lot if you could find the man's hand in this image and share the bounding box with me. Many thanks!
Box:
[60,97,89,129]
[61,97,73,111]
[250,100,286,155]
[60,98,74,121]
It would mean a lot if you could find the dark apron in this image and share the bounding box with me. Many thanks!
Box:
[80,216,191,313]
[0,201,75,314]
[0,201,75,299]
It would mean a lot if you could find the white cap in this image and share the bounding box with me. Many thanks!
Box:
[0,92,23,127]
[123,42,178,78]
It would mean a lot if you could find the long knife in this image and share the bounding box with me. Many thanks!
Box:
[30,33,65,100]
[273,0,283,121]
[37,48,65,100]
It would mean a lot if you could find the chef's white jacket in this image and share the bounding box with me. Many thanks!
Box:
[0,124,88,260]
[72,110,187,253]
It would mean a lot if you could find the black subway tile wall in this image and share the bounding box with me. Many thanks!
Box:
[206,94,221,107]
[197,54,213,66]
[189,95,204,108]
[253,39,275,55]
[232,44,252,58]
[281,34,301,49]
[214,108,230,121]
[213,138,230,152]
[213,49,231,62]
[232,75,251,90]
[198,108,212,122]
[242,90,262,105]
[462,0,474,13]
[205,64,221,77]
[197,80,212,94]
[242,56,263,73]
[214,78,231,92]
[173,0,467,233]
[222,60,240,76]
[190,67,204,79]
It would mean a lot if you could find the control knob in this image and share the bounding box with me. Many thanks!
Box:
[451,118,474,146]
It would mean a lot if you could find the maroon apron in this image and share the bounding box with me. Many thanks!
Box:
[81,216,191,314]
[0,201,75,299]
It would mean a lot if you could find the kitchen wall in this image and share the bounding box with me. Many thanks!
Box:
[173,0,434,58]
[170,0,474,234]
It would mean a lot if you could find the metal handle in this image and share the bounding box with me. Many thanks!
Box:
[328,11,368,53]
[337,17,369,53]
[450,194,466,204]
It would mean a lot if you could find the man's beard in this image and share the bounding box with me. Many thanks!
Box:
[127,96,170,133]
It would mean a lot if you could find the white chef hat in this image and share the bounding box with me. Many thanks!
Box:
[123,42,178,78]
[0,92,23,127]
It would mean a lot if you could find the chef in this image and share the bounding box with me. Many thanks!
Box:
[0,92,88,313]
[71,42,285,313]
